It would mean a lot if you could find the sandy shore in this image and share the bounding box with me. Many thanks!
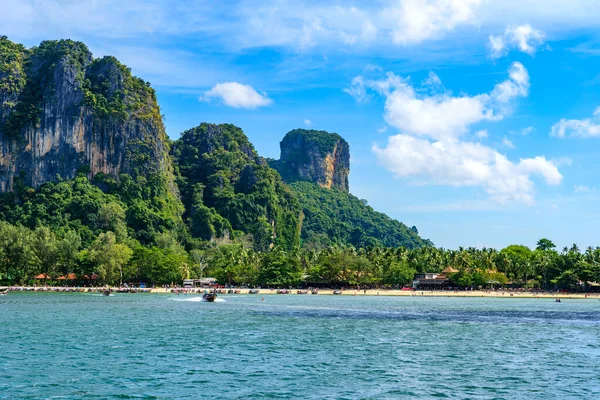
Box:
[3,286,599,299]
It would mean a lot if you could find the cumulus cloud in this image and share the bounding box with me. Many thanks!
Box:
[348,62,561,203]
[386,0,482,45]
[489,24,545,59]
[304,119,312,125]
[373,136,561,204]
[201,82,273,108]
[551,107,600,138]
[346,62,529,141]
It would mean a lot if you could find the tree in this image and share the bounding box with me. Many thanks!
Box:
[536,238,556,251]
[190,249,208,279]
[89,232,133,285]
[32,226,59,285]
[97,202,127,240]
[259,247,302,287]
[501,245,533,283]
[57,230,82,277]
[383,261,416,287]
[0,222,36,283]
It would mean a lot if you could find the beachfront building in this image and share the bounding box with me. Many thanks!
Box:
[183,278,216,288]
[412,267,458,289]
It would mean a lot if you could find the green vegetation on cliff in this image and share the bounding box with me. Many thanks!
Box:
[0,36,27,95]
[0,174,184,246]
[281,129,342,157]
[171,123,301,250]
[290,181,432,249]
[82,55,161,124]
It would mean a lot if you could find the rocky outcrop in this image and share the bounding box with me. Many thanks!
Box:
[272,129,350,192]
[0,38,170,192]
[171,123,302,249]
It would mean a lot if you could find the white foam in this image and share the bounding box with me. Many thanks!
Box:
[169,296,226,303]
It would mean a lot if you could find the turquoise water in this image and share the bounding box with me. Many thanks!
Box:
[1,294,599,399]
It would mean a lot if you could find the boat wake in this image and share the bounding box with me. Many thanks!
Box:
[170,296,226,303]
[207,297,226,302]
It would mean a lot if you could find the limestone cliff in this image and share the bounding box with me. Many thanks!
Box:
[0,37,171,192]
[271,129,350,192]
[171,123,302,249]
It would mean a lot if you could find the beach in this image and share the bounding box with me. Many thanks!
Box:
[3,286,599,299]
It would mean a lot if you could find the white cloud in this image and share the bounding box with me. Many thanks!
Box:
[352,62,561,203]
[304,119,312,125]
[344,76,370,103]
[551,107,600,138]
[502,137,515,149]
[347,62,529,141]
[386,0,482,45]
[574,185,592,193]
[201,82,273,109]
[553,157,572,167]
[520,126,534,135]
[489,24,545,59]
[3,0,600,56]
[373,136,561,204]
[422,71,445,94]
[488,35,505,58]
[240,4,379,49]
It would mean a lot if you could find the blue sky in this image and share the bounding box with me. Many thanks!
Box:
[4,0,600,249]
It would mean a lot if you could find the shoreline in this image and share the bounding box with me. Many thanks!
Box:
[2,286,599,299]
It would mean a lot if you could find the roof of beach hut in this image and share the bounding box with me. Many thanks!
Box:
[35,273,50,279]
[57,276,67,280]
[66,273,77,280]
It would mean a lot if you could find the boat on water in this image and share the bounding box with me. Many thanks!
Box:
[248,289,260,294]
[0,288,8,296]
[203,292,217,302]
[103,290,111,296]
[333,290,343,295]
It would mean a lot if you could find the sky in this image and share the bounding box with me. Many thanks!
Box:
[3,0,600,250]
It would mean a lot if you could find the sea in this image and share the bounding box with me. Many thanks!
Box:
[1,293,599,399]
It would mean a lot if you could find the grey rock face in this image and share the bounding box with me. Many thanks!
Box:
[0,39,169,192]
[275,129,350,192]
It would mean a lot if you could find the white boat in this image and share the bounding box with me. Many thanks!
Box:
[0,288,9,296]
